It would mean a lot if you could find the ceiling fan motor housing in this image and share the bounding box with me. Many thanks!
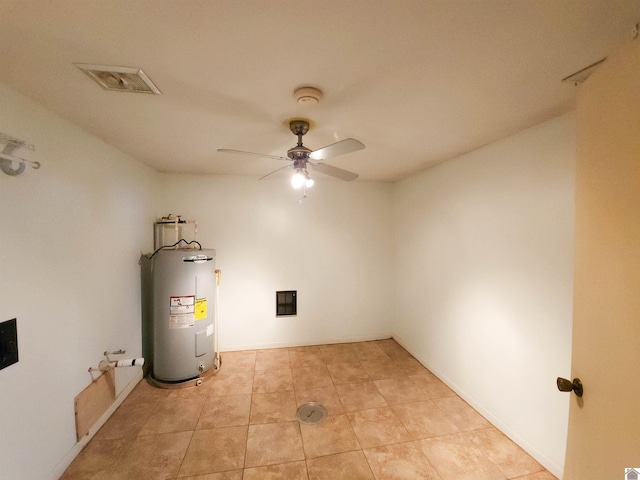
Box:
[288,146,312,161]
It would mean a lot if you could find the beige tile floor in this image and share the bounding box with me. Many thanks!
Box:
[61,339,558,480]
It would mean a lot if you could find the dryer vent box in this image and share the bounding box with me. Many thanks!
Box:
[276,291,297,317]
[0,318,18,371]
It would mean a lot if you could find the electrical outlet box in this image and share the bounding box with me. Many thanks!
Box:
[0,318,18,371]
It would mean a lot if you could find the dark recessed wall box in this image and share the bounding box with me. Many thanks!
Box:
[0,318,18,371]
[276,291,297,317]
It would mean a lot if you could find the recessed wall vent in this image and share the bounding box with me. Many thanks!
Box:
[75,64,161,94]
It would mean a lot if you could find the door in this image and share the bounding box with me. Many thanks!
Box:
[563,39,640,478]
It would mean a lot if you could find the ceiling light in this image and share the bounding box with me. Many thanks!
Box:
[291,170,306,189]
[292,169,314,189]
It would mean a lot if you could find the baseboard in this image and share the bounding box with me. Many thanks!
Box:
[48,369,144,480]
[391,333,563,479]
[221,332,392,352]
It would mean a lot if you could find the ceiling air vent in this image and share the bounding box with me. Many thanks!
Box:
[561,58,606,86]
[75,64,161,94]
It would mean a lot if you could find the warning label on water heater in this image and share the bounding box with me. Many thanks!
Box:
[194,298,207,320]
[169,296,195,329]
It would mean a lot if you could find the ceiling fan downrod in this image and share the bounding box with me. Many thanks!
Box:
[287,120,312,160]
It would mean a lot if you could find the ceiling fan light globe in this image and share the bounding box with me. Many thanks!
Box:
[291,172,306,189]
[305,177,315,188]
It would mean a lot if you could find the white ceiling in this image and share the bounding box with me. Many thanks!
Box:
[1,1,639,182]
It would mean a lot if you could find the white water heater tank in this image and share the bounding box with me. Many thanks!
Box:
[148,249,216,382]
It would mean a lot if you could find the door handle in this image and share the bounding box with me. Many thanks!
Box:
[557,377,583,397]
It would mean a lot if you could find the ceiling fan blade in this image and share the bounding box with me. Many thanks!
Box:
[310,162,359,181]
[309,138,365,161]
[217,148,289,162]
[259,164,291,180]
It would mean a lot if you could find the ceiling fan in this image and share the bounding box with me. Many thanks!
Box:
[217,119,365,190]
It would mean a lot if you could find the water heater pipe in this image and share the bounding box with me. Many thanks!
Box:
[214,269,222,369]
[87,350,145,373]
[88,357,144,373]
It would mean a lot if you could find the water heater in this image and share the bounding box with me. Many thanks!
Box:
[146,248,217,382]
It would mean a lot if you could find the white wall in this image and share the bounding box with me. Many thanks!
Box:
[0,80,575,479]
[392,113,575,476]
[0,84,157,480]
[157,174,394,350]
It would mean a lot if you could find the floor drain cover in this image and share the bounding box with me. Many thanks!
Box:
[296,402,328,424]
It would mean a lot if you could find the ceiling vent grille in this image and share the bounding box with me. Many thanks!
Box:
[561,58,606,86]
[75,64,161,94]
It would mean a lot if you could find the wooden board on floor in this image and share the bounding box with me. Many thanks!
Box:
[74,368,115,441]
